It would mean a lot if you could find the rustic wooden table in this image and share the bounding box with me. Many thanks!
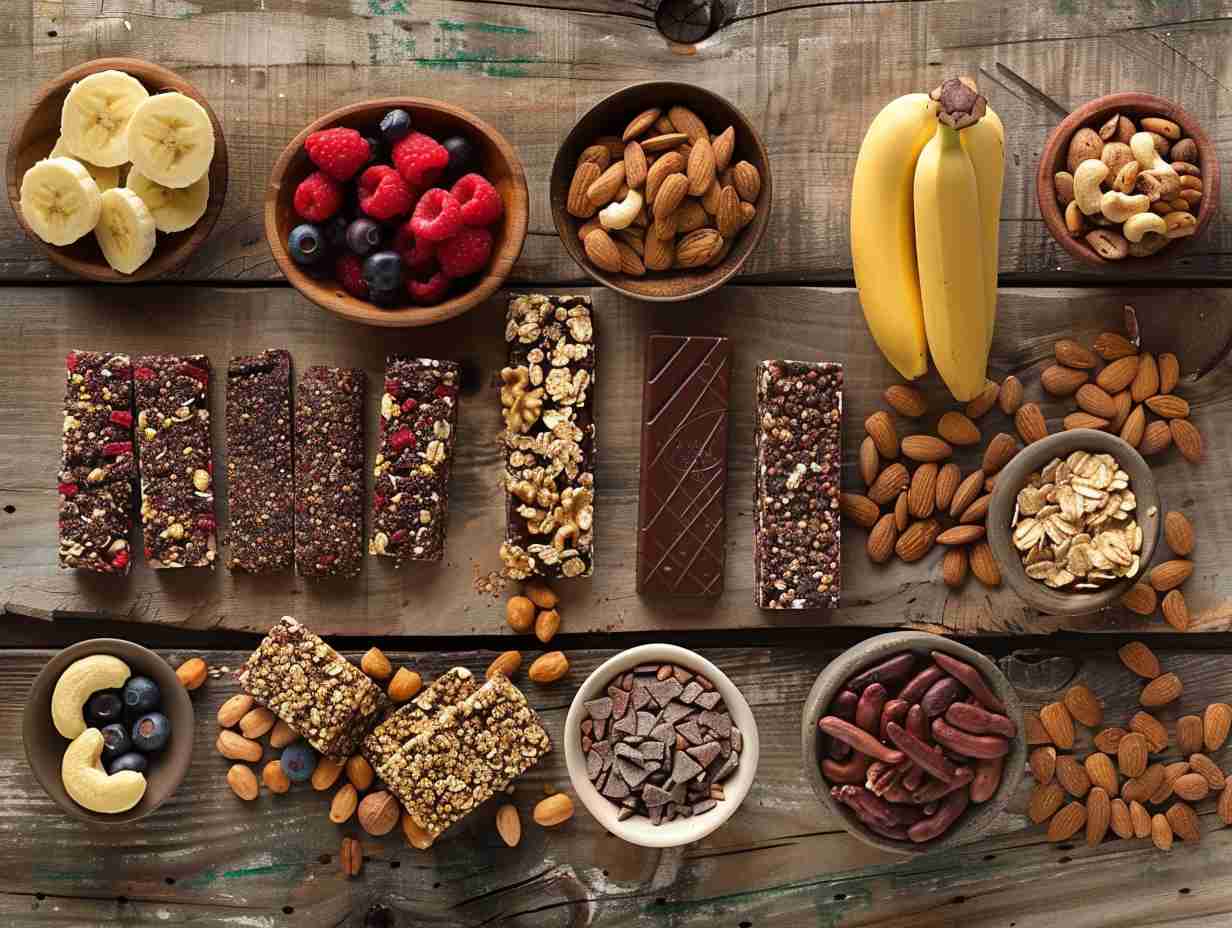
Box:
[3,2,1232,926]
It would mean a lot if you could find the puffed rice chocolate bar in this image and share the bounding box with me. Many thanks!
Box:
[295,366,364,579]
[379,673,551,837]
[362,667,478,777]
[498,293,595,581]
[238,616,385,758]
[754,360,842,610]
[371,357,460,564]
[225,350,293,573]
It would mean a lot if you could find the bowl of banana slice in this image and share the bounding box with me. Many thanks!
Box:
[6,57,228,282]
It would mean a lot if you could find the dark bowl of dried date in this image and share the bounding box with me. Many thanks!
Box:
[564,644,758,848]
[802,631,1025,855]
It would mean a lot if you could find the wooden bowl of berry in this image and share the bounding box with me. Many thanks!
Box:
[265,98,529,327]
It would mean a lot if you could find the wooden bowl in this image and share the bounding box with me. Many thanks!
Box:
[1037,92,1219,269]
[24,639,195,825]
[801,631,1025,856]
[550,81,772,302]
[265,99,528,328]
[986,429,1161,616]
[5,57,228,283]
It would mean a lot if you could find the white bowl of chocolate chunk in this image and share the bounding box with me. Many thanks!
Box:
[564,644,759,848]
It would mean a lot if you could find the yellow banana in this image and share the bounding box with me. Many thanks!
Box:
[913,121,989,402]
[851,93,938,381]
[960,105,1004,354]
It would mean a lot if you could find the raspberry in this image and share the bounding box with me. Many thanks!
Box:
[389,428,416,452]
[393,221,437,274]
[58,482,78,498]
[358,165,413,220]
[66,352,78,371]
[109,410,133,428]
[103,441,132,457]
[293,170,343,222]
[134,366,155,381]
[451,174,504,226]
[436,226,493,278]
[410,189,462,242]
[392,132,449,188]
[434,384,457,399]
[196,515,216,532]
[335,254,369,300]
[109,549,130,571]
[401,398,418,413]
[407,270,450,306]
[304,127,371,181]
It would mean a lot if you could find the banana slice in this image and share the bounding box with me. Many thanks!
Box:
[49,136,120,192]
[125,168,209,233]
[126,92,215,189]
[60,70,149,168]
[19,157,103,246]
[95,187,157,274]
[62,728,147,814]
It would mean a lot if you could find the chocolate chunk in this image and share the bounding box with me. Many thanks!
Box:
[586,751,603,781]
[679,682,703,705]
[613,711,637,737]
[581,719,593,737]
[713,753,738,783]
[649,804,665,825]
[617,806,636,821]
[617,757,651,788]
[676,719,704,746]
[615,743,645,766]
[650,722,676,745]
[643,784,674,808]
[632,684,652,711]
[696,691,722,710]
[602,770,631,800]
[609,687,631,720]
[687,741,721,769]
[692,799,718,815]
[659,701,695,725]
[585,697,613,720]
[594,718,607,740]
[636,711,656,736]
[672,751,703,783]
[649,678,684,707]
[700,710,732,737]
[641,741,665,761]
[731,726,742,752]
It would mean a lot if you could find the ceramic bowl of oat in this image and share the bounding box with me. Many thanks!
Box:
[987,429,1161,615]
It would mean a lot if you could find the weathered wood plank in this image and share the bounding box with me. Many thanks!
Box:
[2,645,1232,927]
[2,285,1229,634]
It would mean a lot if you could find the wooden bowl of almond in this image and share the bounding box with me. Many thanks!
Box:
[550,81,771,301]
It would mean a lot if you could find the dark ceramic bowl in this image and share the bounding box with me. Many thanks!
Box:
[24,639,195,824]
[987,429,1160,616]
[801,631,1025,856]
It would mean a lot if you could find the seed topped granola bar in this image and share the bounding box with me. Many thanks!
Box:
[361,667,479,777]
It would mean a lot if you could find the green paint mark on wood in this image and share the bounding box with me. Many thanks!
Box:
[413,48,536,77]
[437,20,532,35]
[222,863,297,879]
[1055,0,1076,12]
[369,0,409,14]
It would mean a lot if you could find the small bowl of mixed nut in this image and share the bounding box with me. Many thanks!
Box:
[1037,92,1218,267]
[987,429,1161,615]
[550,81,772,302]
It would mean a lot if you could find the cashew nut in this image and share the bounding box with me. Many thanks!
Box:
[1129,232,1169,258]
[1128,132,1181,202]
[1100,190,1149,223]
[62,728,147,814]
[1164,211,1197,239]
[1123,211,1167,243]
[52,654,131,739]
[1130,132,1167,170]
[1064,200,1087,237]
[1073,159,1110,216]
[598,188,643,231]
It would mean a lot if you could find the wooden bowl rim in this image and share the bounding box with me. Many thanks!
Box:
[549,80,772,303]
[5,56,229,283]
[263,97,529,329]
[1036,92,1220,271]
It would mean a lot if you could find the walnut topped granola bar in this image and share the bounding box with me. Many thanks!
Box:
[361,667,479,778]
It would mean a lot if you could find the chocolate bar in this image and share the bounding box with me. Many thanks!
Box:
[134,354,217,569]
[295,366,364,579]
[499,293,595,581]
[225,350,293,573]
[371,357,460,564]
[238,616,385,758]
[754,360,842,609]
[362,667,479,778]
[637,335,730,596]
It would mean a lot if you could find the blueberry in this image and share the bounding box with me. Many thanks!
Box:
[368,287,402,308]
[288,223,326,265]
[346,218,383,256]
[323,215,350,251]
[86,690,124,726]
[362,250,402,293]
[441,135,476,183]
[107,752,148,775]
[100,723,132,764]
[123,676,161,714]
[280,743,317,783]
[379,108,412,144]
[132,712,172,753]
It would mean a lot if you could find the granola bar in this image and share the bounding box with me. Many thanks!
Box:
[295,366,365,579]
[238,616,385,758]
[378,673,551,837]
[361,667,478,777]
[58,482,133,573]
[371,357,460,564]
[498,293,595,581]
[225,350,293,573]
[134,354,218,569]
[754,360,842,610]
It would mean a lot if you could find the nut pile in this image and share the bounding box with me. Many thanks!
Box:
[502,579,571,685]
[1026,639,1232,850]
[1056,111,1206,259]
[566,104,762,275]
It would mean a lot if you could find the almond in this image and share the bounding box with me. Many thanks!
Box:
[859,436,880,487]
[1122,763,1165,803]
[894,519,939,563]
[901,434,952,463]
[675,200,708,234]
[262,759,291,794]
[1221,783,1232,826]
[1096,355,1140,393]
[737,201,756,229]
[239,706,276,740]
[1118,641,1161,679]
[686,136,716,196]
[621,141,648,190]
[1150,559,1193,592]
[361,647,392,680]
[643,229,674,271]
[1109,798,1133,839]
[496,803,522,847]
[674,229,721,268]
[1029,782,1065,824]
[506,595,536,633]
[1145,394,1188,419]
[584,228,622,273]
[533,792,575,827]
[970,541,1001,588]
[566,161,602,217]
[1130,352,1159,402]
[615,241,646,276]
[864,410,898,459]
[935,463,961,511]
[1153,762,1191,805]
[958,493,991,525]
[948,469,984,519]
[487,650,523,681]
[1111,390,1132,431]
[227,763,259,801]
[1205,703,1232,752]
[668,105,708,142]
[998,375,1024,413]
[217,693,255,729]
[1063,412,1110,431]
[1189,753,1226,790]
[270,719,297,749]
[907,463,937,519]
[1140,672,1183,708]
[894,492,909,532]
[652,172,689,219]
[1040,702,1075,749]
[884,384,927,418]
[981,432,1018,474]
[623,107,662,141]
[312,756,344,791]
[1086,787,1111,847]
[1055,754,1090,798]
[941,546,968,588]
[1139,420,1172,455]
[528,651,569,684]
[577,144,611,170]
[330,783,359,823]
[1040,364,1087,396]
[1177,715,1205,755]
[938,411,980,446]
[645,151,684,203]
[401,810,435,851]
[1119,404,1146,447]
[867,514,898,564]
[1074,384,1117,419]
[1118,731,1149,778]
[715,185,742,237]
[1127,714,1168,756]
[840,492,880,529]
[1094,331,1137,360]
[868,462,909,505]
[1166,801,1201,842]
[1163,511,1195,557]
[712,126,735,171]
[1173,773,1209,802]
[1030,745,1057,784]
[1014,403,1048,444]
[347,755,375,792]
[534,608,561,643]
[1064,684,1103,727]
[1055,338,1098,369]
[1084,753,1119,797]
[937,524,984,545]
[1161,590,1190,631]
[1170,418,1203,463]
[1025,710,1051,745]
[1094,727,1127,753]
[1130,800,1153,838]
[1120,582,1157,615]
[217,730,262,763]
[731,160,762,202]
[1047,801,1087,841]
[1151,812,1174,850]
[1158,352,1180,393]
[176,657,207,690]
[586,161,626,207]
[966,380,999,419]
[641,132,689,154]
[388,667,423,702]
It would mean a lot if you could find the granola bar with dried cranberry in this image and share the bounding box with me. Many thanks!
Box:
[498,293,595,581]
[371,357,459,564]
[295,365,364,579]
[225,349,293,573]
[62,350,134,468]
[754,359,842,610]
[58,477,133,573]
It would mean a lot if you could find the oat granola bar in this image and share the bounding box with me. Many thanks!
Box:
[134,354,218,569]
[498,293,595,581]
[371,357,460,564]
[295,366,364,579]
[225,350,293,573]
[362,667,478,777]
[378,673,551,836]
[58,481,133,573]
[754,359,842,609]
[238,616,385,758]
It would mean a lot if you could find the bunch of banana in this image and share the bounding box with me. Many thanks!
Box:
[852,78,1004,401]
[20,69,215,274]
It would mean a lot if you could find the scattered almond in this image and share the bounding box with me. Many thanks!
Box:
[1014,403,1048,444]
[1086,786,1111,847]
[840,493,880,529]
[227,763,259,801]
[487,650,523,681]
[867,514,898,565]
[176,657,207,690]
[894,519,939,562]
[998,375,1024,413]
[868,462,909,505]
[533,792,575,827]
[1040,702,1075,749]
[1096,355,1140,394]
[1171,418,1203,463]
[1140,672,1183,708]
[1120,582,1157,616]
[970,541,1001,588]
[340,836,363,877]
[1109,798,1133,839]
[330,783,359,823]
[1029,782,1065,824]
[941,546,968,588]
[864,411,898,459]
[218,694,255,729]
[1205,703,1232,752]
[981,433,1018,474]
[1158,352,1180,393]
[1040,365,1087,396]
[900,434,952,463]
[269,719,297,749]
[1094,727,1126,754]
[534,608,561,644]
[262,759,291,794]
[1177,715,1204,755]
[1094,331,1137,360]
[528,651,569,684]
[1130,353,1159,403]
[1161,590,1190,631]
[907,463,937,519]
[1025,710,1051,745]
[239,706,276,740]
[1047,801,1087,841]
[937,411,980,446]
[1166,801,1201,842]
[402,811,435,850]
[496,803,522,847]
[1188,753,1226,791]
[1084,753,1118,797]
[360,647,392,681]
[346,755,375,793]
[1119,404,1146,447]
[894,491,910,532]
[1118,640,1161,679]
[1139,420,1172,456]
[934,463,961,511]
[506,595,536,633]
[1064,684,1103,728]
[1118,732,1149,778]
[1130,799,1152,838]
[1164,511,1195,556]
[966,381,999,419]
[859,436,880,487]
[1172,773,1210,803]
[1030,746,1057,784]
[1056,339,1098,369]
[312,756,345,791]
[883,386,926,421]
[388,667,422,703]
[1151,812,1174,850]
[936,524,984,545]
[1149,559,1193,592]
[217,730,262,763]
